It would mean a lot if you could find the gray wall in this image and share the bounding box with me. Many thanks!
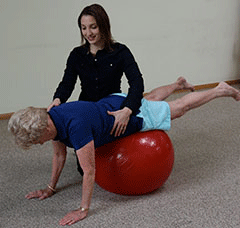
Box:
[1,0,240,113]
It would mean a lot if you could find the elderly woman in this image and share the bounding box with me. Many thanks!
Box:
[8,78,240,226]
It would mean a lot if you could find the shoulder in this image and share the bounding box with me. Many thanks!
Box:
[112,42,129,51]
[51,101,93,117]
[51,101,98,128]
[66,45,88,63]
[110,42,133,57]
[69,45,88,57]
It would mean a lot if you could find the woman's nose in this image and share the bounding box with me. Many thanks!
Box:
[86,28,92,36]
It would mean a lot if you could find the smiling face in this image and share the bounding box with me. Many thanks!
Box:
[81,15,103,47]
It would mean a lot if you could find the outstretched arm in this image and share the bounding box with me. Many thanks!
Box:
[25,141,67,200]
[59,140,95,226]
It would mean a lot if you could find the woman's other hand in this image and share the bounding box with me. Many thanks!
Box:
[107,107,132,137]
[47,98,61,112]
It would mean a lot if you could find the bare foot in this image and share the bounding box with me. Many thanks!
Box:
[177,77,195,91]
[217,81,240,101]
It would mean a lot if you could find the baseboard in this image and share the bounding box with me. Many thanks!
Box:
[174,79,240,94]
[191,79,240,91]
[1,79,240,120]
[0,112,14,120]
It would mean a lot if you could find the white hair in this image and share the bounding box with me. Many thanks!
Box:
[8,107,48,149]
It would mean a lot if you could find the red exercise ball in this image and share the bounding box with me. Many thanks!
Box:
[95,130,174,195]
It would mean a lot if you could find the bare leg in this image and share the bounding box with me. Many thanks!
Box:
[168,82,240,120]
[145,77,195,101]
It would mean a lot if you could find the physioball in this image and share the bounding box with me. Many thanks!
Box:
[95,130,174,195]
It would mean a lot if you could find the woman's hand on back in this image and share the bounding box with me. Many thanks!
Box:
[47,98,61,112]
[107,107,132,137]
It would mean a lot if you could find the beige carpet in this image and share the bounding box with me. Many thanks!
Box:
[1,87,240,228]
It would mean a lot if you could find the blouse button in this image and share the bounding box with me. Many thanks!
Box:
[110,63,113,67]
[95,58,97,62]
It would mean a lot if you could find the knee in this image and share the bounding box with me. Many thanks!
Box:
[170,100,189,119]
[144,93,157,101]
[178,102,191,117]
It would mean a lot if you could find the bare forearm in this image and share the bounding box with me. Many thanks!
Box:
[49,141,67,188]
[49,154,66,188]
[76,141,95,209]
[80,171,95,209]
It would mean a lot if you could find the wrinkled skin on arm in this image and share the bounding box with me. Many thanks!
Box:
[59,140,95,226]
[25,141,67,200]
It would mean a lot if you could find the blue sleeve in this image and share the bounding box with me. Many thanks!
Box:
[68,119,94,151]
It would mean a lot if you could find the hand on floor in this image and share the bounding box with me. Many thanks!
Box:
[25,188,54,200]
[59,208,88,226]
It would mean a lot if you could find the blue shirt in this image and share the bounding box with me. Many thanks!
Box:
[53,43,144,115]
[48,95,143,150]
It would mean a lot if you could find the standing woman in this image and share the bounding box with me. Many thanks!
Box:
[48,4,144,137]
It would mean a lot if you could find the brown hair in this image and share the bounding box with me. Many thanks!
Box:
[78,4,115,51]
